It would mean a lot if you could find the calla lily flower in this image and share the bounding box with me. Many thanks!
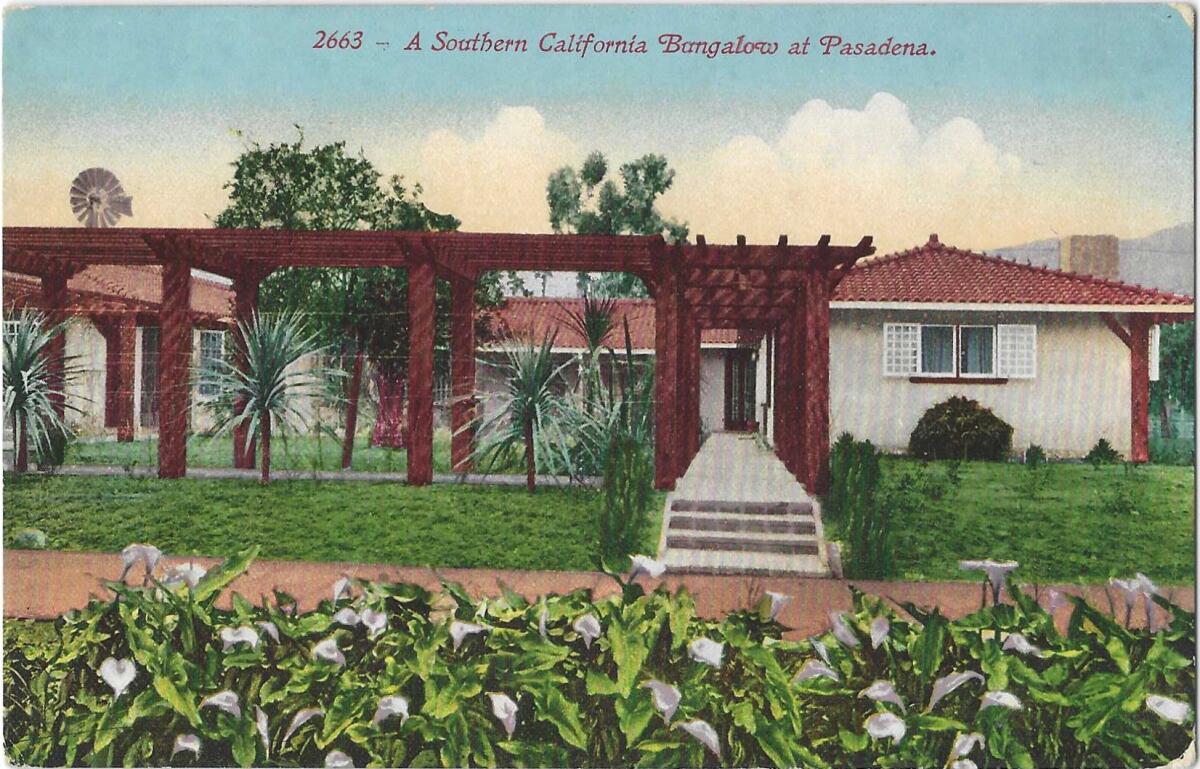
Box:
[688,638,724,668]
[488,693,518,737]
[325,750,354,768]
[283,708,324,742]
[926,671,984,711]
[980,690,1022,710]
[255,706,270,758]
[1043,589,1069,615]
[864,712,906,745]
[643,679,681,722]
[764,591,791,620]
[333,608,361,627]
[313,637,346,667]
[629,554,667,580]
[951,732,985,758]
[1145,694,1191,725]
[950,761,978,769]
[98,657,137,699]
[332,577,353,602]
[1113,573,1161,628]
[809,637,832,666]
[959,560,1018,604]
[794,659,839,683]
[172,734,201,757]
[860,680,906,710]
[120,543,162,583]
[450,621,487,651]
[870,616,890,649]
[361,608,387,638]
[829,612,860,648]
[573,614,602,649]
[1001,633,1043,658]
[258,621,280,643]
[220,626,260,652]
[372,695,409,726]
[163,563,207,590]
[201,690,241,718]
[676,719,721,758]
[538,606,549,639]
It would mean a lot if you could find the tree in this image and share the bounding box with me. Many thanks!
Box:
[214,130,503,462]
[2,310,78,473]
[1151,320,1195,438]
[547,151,688,298]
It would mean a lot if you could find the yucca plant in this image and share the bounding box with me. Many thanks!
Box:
[560,293,618,417]
[2,310,80,473]
[205,311,329,484]
[473,332,576,492]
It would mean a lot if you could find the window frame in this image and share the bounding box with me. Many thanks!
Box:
[197,329,226,398]
[882,321,1038,381]
[917,324,957,378]
[956,324,998,379]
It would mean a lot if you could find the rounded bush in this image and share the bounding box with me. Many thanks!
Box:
[11,528,47,549]
[908,396,1013,460]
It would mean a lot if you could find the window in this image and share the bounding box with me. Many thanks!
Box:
[2,320,20,341]
[198,330,226,396]
[883,322,1037,380]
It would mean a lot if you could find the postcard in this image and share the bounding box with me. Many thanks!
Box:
[1,4,1195,767]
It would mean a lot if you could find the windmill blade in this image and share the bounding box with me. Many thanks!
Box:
[68,167,133,227]
[110,195,133,217]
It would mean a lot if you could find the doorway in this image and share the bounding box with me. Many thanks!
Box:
[723,348,757,431]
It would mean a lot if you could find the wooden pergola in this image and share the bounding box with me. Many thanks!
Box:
[3,227,875,492]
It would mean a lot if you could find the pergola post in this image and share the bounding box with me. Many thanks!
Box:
[158,249,192,478]
[231,270,260,469]
[1129,314,1151,463]
[449,273,476,474]
[41,268,68,420]
[686,321,702,464]
[801,262,832,493]
[774,314,797,475]
[654,253,680,490]
[407,251,436,485]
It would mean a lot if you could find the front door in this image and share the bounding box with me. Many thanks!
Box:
[723,349,756,431]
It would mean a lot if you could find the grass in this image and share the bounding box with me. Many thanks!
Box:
[2,474,664,572]
[824,457,1195,584]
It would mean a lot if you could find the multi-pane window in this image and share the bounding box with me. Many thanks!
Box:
[2,319,20,341]
[959,326,995,376]
[996,325,1037,379]
[884,322,1036,379]
[198,330,226,396]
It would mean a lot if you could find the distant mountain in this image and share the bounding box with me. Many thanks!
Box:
[990,223,1194,297]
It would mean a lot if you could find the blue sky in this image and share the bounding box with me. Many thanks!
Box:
[3,4,1193,258]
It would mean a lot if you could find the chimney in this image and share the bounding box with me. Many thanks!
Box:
[1059,235,1119,280]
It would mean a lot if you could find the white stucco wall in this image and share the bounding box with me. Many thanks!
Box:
[699,350,725,435]
[63,319,107,436]
[828,309,1132,457]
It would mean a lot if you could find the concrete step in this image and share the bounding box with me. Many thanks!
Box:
[664,532,820,555]
[667,513,816,535]
[670,498,813,515]
[661,548,829,577]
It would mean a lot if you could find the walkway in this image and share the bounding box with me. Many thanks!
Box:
[658,432,831,576]
[9,550,1185,638]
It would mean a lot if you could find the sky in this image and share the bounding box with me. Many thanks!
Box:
[3,4,1194,294]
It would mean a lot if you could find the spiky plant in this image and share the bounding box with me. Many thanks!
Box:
[473,332,576,492]
[2,310,79,473]
[559,292,618,417]
[205,311,329,484]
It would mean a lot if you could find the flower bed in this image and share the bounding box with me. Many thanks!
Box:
[3,548,1194,767]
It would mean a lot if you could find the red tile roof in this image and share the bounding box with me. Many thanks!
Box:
[3,265,233,321]
[834,235,1193,307]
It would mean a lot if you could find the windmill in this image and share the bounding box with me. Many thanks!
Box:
[69,168,133,227]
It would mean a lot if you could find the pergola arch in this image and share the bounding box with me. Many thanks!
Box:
[3,227,874,492]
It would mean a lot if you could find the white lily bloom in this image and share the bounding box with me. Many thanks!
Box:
[951,732,985,758]
[870,616,890,649]
[488,693,519,737]
[765,591,791,620]
[629,554,667,580]
[1110,577,1141,612]
[332,577,353,602]
[676,719,721,758]
[794,659,839,683]
[1135,573,1160,596]
[450,621,486,651]
[980,690,1022,710]
[810,637,832,666]
[573,614,602,649]
[333,608,361,627]
[283,708,324,742]
[220,626,260,652]
[258,621,280,643]
[950,760,978,769]
[361,608,387,638]
[201,690,241,718]
[172,734,201,757]
[643,679,682,722]
[255,706,270,758]
[688,638,724,669]
[313,637,346,667]
[959,559,1019,602]
[864,712,906,745]
[120,543,162,581]
[829,612,860,648]
[860,680,906,710]
[372,695,409,726]
[325,750,354,768]
[1044,589,1069,615]
[926,671,984,711]
[98,657,137,699]
[163,563,207,590]
[1145,694,1191,725]
[538,606,549,640]
[1001,633,1043,658]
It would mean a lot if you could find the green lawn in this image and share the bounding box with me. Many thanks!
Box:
[824,458,1195,584]
[3,474,664,572]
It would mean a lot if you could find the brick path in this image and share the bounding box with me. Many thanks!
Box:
[6,550,1190,637]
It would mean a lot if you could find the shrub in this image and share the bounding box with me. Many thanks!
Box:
[3,550,1193,768]
[838,438,894,580]
[825,432,858,523]
[1025,444,1047,467]
[598,433,653,572]
[908,396,1013,461]
[11,528,48,549]
[1086,438,1121,467]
